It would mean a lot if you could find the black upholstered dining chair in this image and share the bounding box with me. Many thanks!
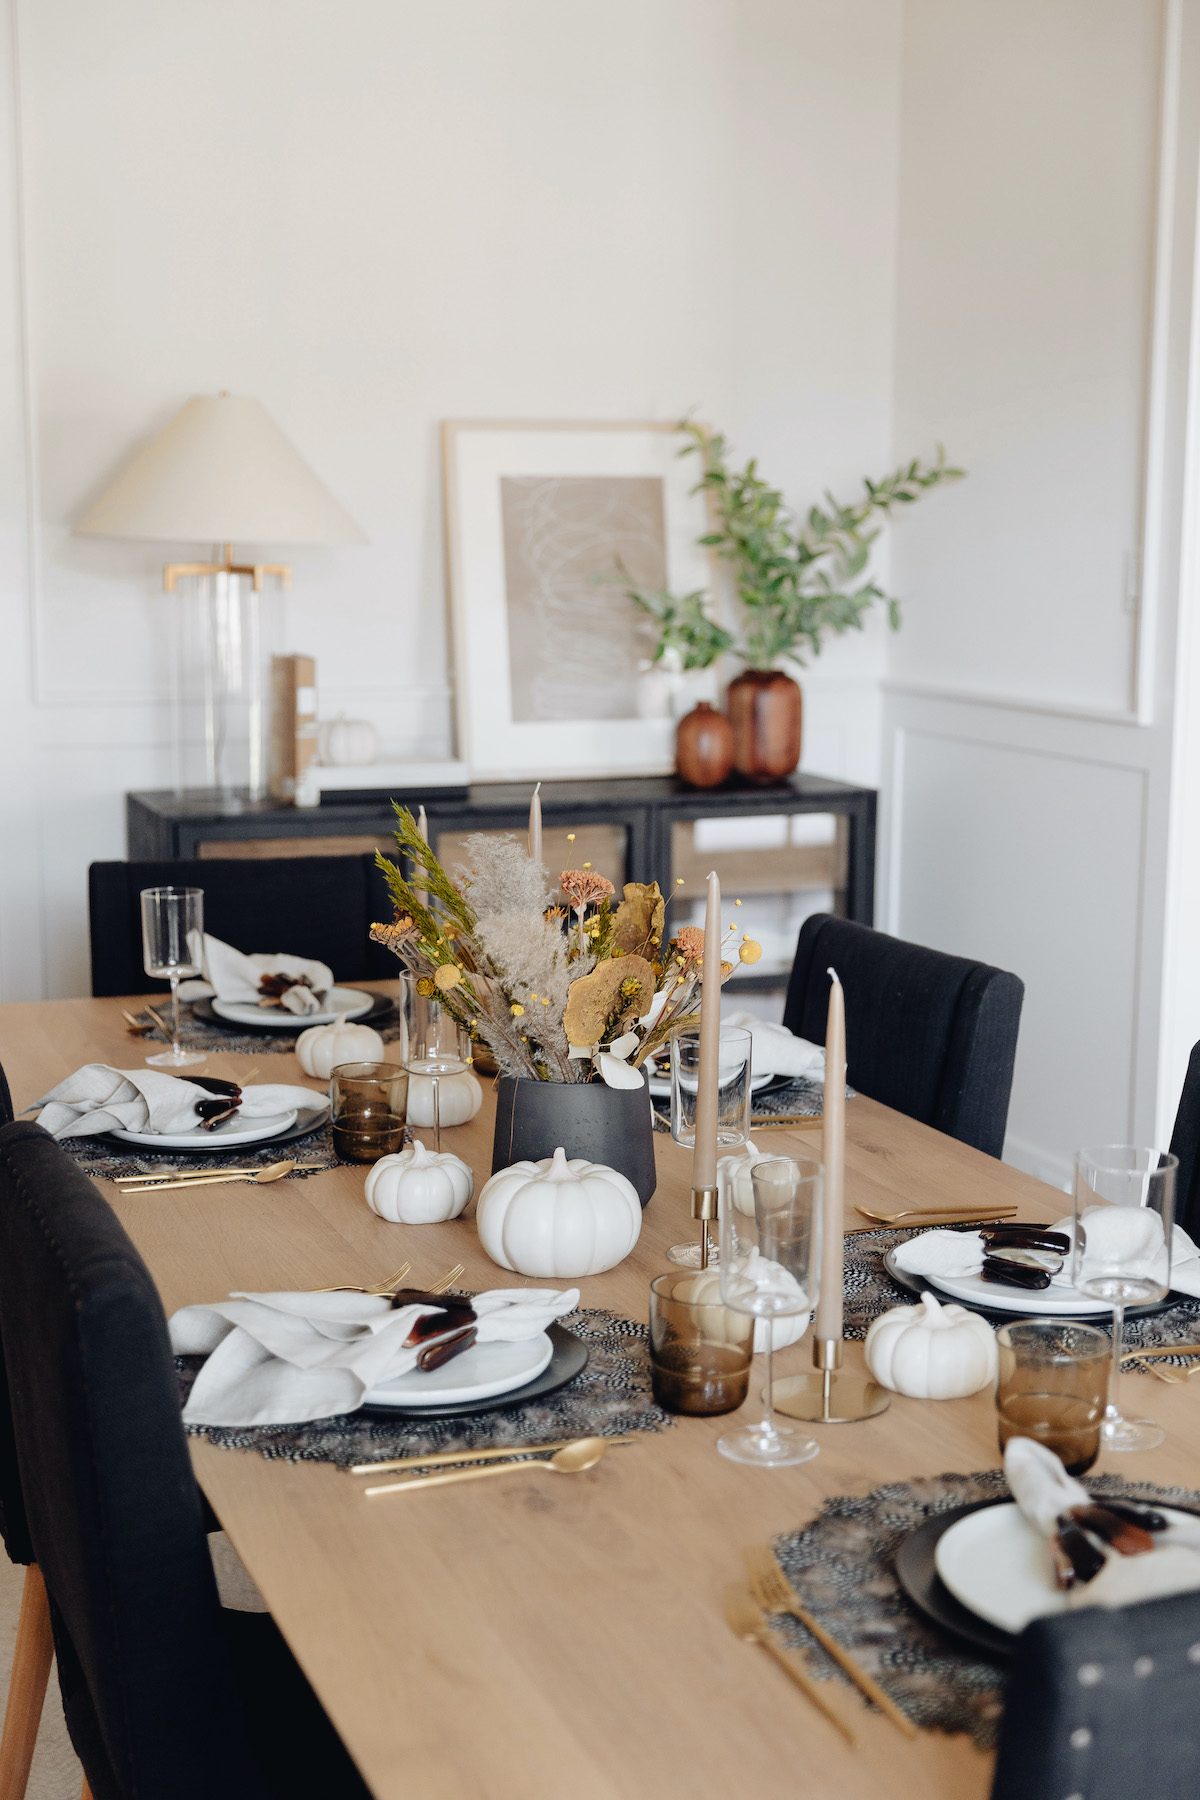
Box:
[0,1055,11,1126]
[87,854,397,997]
[991,1588,1200,1799]
[782,914,1024,1158]
[0,1118,372,1800]
[1169,1039,1200,1241]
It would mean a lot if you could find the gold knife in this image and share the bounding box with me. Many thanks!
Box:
[349,1435,636,1476]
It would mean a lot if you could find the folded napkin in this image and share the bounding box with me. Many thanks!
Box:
[179,935,334,1014]
[169,1286,580,1425]
[31,1065,325,1139]
[723,1012,826,1081]
[892,1229,988,1281]
[1046,1207,1200,1299]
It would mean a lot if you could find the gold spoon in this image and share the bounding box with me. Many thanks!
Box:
[117,1158,302,1194]
[855,1204,1017,1225]
[364,1436,611,1497]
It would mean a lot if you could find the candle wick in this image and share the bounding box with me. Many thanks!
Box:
[826,965,842,988]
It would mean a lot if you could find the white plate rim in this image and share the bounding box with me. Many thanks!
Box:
[210,986,374,1029]
[362,1333,554,1408]
[934,1501,1200,1634]
[924,1265,1128,1316]
[111,1107,297,1149]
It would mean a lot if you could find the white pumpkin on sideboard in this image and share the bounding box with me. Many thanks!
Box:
[317,715,379,767]
[364,1139,474,1224]
[864,1291,998,1399]
[475,1146,641,1278]
[406,1068,483,1129]
[295,1020,385,1081]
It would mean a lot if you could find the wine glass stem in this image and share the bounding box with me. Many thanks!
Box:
[1107,1303,1126,1423]
[761,1338,776,1441]
[432,1075,441,1154]
[170,975,182,1058]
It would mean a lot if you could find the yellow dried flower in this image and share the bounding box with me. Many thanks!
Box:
[370,917,417,948]
[511,1002,525,1016]
[739,939,763,965]
[417,977,435,998]
[434,964,462,991]
[720,960,733,979]
[612,881,665,956]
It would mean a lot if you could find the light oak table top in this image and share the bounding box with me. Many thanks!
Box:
[3,991,1198,1800]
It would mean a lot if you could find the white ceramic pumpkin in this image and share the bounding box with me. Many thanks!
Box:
[676,1262,808,1354]
[864,1291,998,1399]
[317,715,379,767]
[364,1139,474,1224]
[718,1139,771,1216]
[295,1020,386,1080]
[406,1068,483,1129]
[475,1146,641,1278]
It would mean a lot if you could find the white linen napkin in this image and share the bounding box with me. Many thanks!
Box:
[723,1012,826,1081]
[31,1065,326,1139]
[1046,1208,1200,1299]
[892,1229,987,1281]
[179,934,334,1012]
[169,1286,580,1425]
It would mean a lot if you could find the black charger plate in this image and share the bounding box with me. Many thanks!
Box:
[190,992,396,1034]
[883,1249,1177,1325]
[91,1105,330,1160]
[359,1322,588,1420]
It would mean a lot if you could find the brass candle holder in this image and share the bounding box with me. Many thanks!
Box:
[772,1336,889,1424]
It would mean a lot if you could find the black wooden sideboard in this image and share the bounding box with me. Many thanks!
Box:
[126,774,875,1000]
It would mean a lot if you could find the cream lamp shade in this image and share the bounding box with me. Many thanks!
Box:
[74,392,365,547]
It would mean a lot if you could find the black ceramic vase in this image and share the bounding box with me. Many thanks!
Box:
[491,1073,657,1208]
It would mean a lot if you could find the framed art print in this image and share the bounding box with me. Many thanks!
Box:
[442,420,713,779]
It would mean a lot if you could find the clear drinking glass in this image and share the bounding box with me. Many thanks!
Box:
[399,974,471,1153]
[140,886,206,1068]
[717,1152,821,1467]
[1073,1146,1178,1453]
[995,1319,1110,1475]
[667,1026,752,1268]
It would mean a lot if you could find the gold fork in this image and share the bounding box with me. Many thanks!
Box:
[724,1588,857,1746]
[313,1261,412,1297]
[745,1545,916,1738]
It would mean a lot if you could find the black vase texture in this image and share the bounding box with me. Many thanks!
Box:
[491,1073,657,1208]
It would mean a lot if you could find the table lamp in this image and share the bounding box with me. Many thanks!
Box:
[75,392,364,806]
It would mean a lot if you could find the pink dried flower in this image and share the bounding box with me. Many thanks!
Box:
[559,869,615,911]
[676,926,705,963]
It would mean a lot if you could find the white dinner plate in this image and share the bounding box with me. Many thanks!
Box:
[362,1333,555,1408]
[111,1108,297,1149]
[211,986,374,1030]
[646,1070,775,1099]
[925,1267,1122,1317]
[934,1502,1200,1635]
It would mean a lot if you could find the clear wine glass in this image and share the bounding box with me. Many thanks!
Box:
[1073,1145,1178,1453]
[666,1026,752,1267]
[717,1152,821,1467]
[140,886,206,1068]
[399,974,470,1152]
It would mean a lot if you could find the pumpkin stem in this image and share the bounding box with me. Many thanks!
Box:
[406,1138,432,1165]
[918,1291,943,1321]
[547,1146,572,1178]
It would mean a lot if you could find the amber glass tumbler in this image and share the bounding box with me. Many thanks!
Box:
[330,1061,408,1164]
[649,1271,755,1416]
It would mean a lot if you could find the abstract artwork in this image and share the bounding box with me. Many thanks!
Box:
[443,422,712,780]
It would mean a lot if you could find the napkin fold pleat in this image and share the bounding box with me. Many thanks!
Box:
[30,1064,326,1139]
[181,935,334,1007]
[169,1286,580,1425]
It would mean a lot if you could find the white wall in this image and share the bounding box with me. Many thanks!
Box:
[884,0,1200,1183]
[0,0,903,1001]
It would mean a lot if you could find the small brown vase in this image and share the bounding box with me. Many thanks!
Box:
[674,701,734,788]
[727,669,802,783]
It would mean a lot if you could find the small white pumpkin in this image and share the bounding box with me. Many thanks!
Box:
[676,1262,808,1354]
[295,1020,385,1080]
[476,1145,641,1278]
[317,715,379,767]
[718,1139,771,1216]
[406,1068,483,1129]
[864,1290,998,1399]
[364,1139,474,1224]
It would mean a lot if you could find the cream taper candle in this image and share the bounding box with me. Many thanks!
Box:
[528,782,542,868]
[814,966,845,1343]
[691,871,722,1193]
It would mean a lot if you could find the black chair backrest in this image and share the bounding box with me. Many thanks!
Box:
[0,1120,270,1798]
[782,914,1024,1157]
[1170,1040,1200,1241]
[992,1589,1200,1799]
[88,855,397,996]
[0,1055,11,1126]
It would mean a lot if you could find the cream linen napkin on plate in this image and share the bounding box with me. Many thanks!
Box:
[892,1229,988,1281]
[169,1287,580,1425]
[30,1065,326,1138]
[723,1011,826,1081]
[179,934,335,1014]
[1044,1208,1200,1300]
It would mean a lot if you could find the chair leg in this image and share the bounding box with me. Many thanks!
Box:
[0,1565,53,1800]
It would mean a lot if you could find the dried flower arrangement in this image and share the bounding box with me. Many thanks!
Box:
[371,807,762,1086]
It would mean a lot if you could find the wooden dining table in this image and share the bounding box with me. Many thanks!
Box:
[3,988,1198,1800]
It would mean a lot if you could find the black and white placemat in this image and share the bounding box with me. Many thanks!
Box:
[129,1001,403,1058]
[176,1305,673,1467]
[652,1074,850,1133]
[59,1118,342,1183]
[772,1469,1200,1747]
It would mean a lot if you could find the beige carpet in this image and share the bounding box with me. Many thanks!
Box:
[0,1559,82,1800]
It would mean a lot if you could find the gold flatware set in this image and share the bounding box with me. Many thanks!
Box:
[855,1203,1017,1225]
[114,1158,321,1193]
[317,1260,464,1299]
[1121,1344,1200,1383]
[724,1587,858,1745]
[360,1435,616,1497]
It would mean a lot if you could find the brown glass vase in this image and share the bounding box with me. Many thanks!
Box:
[727,669,802,782]
[675,701,734,788]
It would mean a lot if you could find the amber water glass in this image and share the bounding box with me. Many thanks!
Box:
[995,1319,1110,1475]
[330,1061,408,1164]
[648,1272,754,1416]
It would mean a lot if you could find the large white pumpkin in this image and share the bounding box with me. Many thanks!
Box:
[364,1139,474,1224]
[406,1068,483,1129]
[475,1146,641,1278]
[295,1020,385,1080]
[676,1262,808,1354]
[317,715,379,767]
[864,1291,997,1399]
